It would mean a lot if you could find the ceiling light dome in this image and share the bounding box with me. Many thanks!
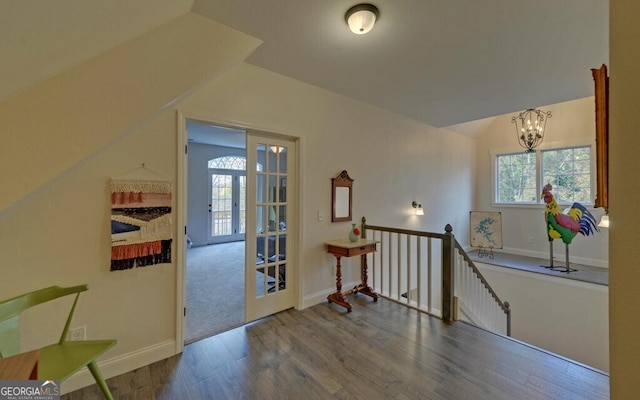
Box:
[345,4,379,35]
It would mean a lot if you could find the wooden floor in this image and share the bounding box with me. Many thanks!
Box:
[62,297,609,400]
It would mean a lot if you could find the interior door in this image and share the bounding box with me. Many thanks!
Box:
[208,170,246,244]
[245,134,296,321]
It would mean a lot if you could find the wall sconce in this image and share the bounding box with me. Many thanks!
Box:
[412,201,424,216]
[345,4,379,35]
[598,210,609,228]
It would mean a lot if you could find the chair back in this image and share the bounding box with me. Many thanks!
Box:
[0,285,88,358]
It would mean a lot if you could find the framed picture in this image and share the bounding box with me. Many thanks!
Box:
[470,211,503,249]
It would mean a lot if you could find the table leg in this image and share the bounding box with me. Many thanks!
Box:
[353,254,378,301]
[327,255,352,312]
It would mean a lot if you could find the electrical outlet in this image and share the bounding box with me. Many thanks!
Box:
[527,236,534,245]
[69,326,86,341]
[318,210,324,221]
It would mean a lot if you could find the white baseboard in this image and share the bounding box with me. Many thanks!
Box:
[302,279,361,309]
[302,281,442,318]
[61,339,176,395]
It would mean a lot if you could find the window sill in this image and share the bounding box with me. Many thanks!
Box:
[491,202,597,210]
[467,249,608,287]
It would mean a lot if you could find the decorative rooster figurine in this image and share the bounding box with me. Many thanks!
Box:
[541,183,599,272]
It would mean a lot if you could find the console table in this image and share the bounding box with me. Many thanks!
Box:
[325,238,378,312]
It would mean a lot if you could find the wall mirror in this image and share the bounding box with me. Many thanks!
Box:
[331,170,353,222]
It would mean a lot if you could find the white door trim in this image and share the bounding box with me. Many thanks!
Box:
[175,112,302,354]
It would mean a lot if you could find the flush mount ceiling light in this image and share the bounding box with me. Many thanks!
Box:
[345,4,379,35]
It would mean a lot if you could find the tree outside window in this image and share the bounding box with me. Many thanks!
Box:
[496,145,592,205]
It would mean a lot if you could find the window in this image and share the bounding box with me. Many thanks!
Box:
[208,156,246,170]
[497,152,537,203]
[495,145,592,205]
[542,147,591,203]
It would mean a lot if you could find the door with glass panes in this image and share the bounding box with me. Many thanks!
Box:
[208,169,246,244]
[245,134,295,321]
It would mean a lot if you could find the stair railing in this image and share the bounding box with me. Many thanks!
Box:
[361,217,511,336]
[453,241,511,336]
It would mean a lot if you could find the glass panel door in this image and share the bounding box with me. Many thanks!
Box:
[209,170,246,244]
[246,135,295,322]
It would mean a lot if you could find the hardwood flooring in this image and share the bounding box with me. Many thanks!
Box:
[63,297,609,399]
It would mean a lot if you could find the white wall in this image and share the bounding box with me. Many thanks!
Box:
[0,12,260,215]
[474,97,609,267]
[0,13,261,393]
[179,62,476,305]
[477,263,609,372]
[0,14,475,393]
[0,109,180,390]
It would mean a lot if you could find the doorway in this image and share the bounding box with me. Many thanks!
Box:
[185,121,247,343]
[182,120,298,344]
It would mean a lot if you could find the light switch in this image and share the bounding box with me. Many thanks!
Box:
[318,210,324,221]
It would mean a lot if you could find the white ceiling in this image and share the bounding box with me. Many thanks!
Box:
[192,0,609,128]
[2,0,608,133]
[187,121,245,148]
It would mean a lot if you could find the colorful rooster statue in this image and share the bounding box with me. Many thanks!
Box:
[542,183,599,272]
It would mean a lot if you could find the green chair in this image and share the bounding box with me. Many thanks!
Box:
[0,285,116,399]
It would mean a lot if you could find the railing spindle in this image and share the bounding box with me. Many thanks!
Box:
[361,219,509,334]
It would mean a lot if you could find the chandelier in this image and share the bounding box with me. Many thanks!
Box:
[511,108,552,153]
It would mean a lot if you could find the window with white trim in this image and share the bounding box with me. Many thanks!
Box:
[495,145,592,205]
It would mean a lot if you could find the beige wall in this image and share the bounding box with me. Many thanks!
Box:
[5,1,632,393]
[0,12,475,393]
[610,0,640,397]
[477,262,608,371]
[179,62,476,300]
[0,12,261,215]
[0,12,261,392]
[474,97,609,267]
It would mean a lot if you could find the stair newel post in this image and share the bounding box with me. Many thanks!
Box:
[442,224,455,323]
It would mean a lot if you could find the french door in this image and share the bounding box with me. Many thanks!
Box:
[245,134,296,321]
[208,169,246,244]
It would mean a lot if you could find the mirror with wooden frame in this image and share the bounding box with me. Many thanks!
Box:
[331,170,353,222]
[592,64,608,210]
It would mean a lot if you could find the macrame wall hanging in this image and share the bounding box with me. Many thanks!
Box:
[110,172,173,271]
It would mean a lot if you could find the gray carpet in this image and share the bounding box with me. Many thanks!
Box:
[186,242,245,344]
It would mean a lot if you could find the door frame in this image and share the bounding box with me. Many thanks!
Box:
[175,111,302,354]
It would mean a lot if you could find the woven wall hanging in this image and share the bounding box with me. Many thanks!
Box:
[110,180,172,271]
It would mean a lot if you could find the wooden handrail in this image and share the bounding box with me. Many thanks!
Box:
[362,224,446,240]
[361,217,511,336]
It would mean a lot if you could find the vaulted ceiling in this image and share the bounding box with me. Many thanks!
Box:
[2,0,608,129]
